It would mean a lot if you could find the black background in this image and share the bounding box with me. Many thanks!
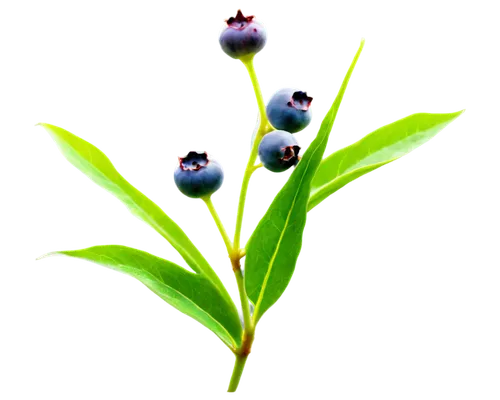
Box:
[28,2,486,399]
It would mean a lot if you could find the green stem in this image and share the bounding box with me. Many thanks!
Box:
[233,155,257,251]
[226,56,269,392]
[233,58,270,251]
[227,354,248,392]
[242,56,268,132]
[202,196,233,256]
[233,263,252,331]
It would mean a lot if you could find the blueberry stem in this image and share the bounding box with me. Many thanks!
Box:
[227,56,272,392]
[202,196,233,256]
[242,56,269,132]
[233,264,253,333]
[202,195,254,383]
[227,256,253,393]
[233,58,272,253]
[251,163,263,171]
[227,349,248,392]
[201,193,253,353]
[227,266,254,392]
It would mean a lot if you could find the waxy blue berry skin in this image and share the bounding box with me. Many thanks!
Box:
[174,152,224,198]
[258,130,301,173]
[219,10,266,60]
[266,89,313,133]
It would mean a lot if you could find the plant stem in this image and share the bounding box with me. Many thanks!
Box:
[202,196,233,256]
[233,153,257,251]
[232,261,252,331]
[242,56,268,132]
[202,196,255,393]
[227,353,248,392]
[226,56,270,392]
[233,57,271,251]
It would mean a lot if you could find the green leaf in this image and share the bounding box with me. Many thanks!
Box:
[245,40,365,323]
[37,123,229,301]
[39,245,243,349]
[308,111,464,210]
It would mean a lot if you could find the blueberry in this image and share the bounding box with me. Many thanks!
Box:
[174,151,224,198]
[219,10,266,60]
[258,130,301,173]
[266,89,313,133]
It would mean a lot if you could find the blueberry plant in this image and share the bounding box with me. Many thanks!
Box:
[37,10,463,392]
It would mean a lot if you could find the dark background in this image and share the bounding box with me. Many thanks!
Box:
[28,1,487,399]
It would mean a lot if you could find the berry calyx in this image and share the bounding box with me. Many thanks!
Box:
[178,151,209,171]
[227,10,254,26]
[288,91,313,111]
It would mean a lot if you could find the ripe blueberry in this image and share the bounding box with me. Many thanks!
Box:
[258,130,301,173]
[266,89,313,133]
[219,10,267,60]
[174,151,224,198]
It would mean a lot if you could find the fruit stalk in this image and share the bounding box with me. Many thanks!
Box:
[202,196,233,256]
[242,56,269,133]
[233,57,271,251]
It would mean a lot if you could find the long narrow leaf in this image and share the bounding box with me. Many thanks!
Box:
[245,40,365,323]
[38,123,230,303]
[39,245,242,349]
[308,111,464,210]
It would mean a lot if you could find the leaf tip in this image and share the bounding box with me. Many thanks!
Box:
[33,254,44,264]
[33,249,60,264]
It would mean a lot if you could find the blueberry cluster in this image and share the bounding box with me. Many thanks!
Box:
[261,88,312,172]
[174,10,314,198]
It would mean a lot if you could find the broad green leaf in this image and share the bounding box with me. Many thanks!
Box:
[39,245,242,349]
[308,111,464,210]
[38,123,230,303]
[245,40,365,323]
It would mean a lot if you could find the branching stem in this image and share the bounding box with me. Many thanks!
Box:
[202,196,233,257]
[226,56,272,392]
[234,57,272,252]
